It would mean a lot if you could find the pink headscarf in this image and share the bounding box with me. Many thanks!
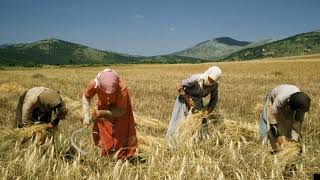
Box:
[95,69,119,94]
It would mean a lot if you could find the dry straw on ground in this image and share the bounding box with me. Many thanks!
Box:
[0,124,53,152]
[0,82,25,93]
[175,112,258,146]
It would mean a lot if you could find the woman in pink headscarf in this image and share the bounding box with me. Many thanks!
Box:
[82,69,137,159]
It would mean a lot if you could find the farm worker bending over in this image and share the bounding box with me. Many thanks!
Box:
[259,84,310,151]
[166,66,221,142]
[15,87,68,144]
[15,87,68,128]
[82,69,137,160]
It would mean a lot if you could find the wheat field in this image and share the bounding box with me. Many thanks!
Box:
[0,54,320,179]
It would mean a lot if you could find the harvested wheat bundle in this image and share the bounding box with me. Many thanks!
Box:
[175,113,205,145]
[0,124,55,151]
[4,124,52,140]
[276,141,302,164]
[175,112,259,146]
[216,119,258,142]
[269,141,303,178]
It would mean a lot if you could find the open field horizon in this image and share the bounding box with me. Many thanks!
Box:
[0,54,320,179]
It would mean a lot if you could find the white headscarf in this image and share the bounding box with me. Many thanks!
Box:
[199,66,222,88]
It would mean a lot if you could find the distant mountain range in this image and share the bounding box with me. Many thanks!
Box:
[0,39,206,66]
[172,37,273,60]
[0,29,320,66]
[223,30,320,61]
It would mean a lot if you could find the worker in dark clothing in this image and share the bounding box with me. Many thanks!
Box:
[166,66,222,142]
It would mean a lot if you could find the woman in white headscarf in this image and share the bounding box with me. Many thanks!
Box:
[166,66,221,141]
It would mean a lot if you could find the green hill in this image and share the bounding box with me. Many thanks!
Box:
[223,31,320,61]
[3,30,318,65]
[172,37,272,60]
[0,39,205,66]
[0,39,143,66]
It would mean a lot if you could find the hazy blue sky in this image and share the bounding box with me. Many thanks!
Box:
[0,0,319,56]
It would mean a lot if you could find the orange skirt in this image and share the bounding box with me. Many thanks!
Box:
[92,116,137,159]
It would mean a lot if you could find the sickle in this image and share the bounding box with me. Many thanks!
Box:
[70,127,88,155]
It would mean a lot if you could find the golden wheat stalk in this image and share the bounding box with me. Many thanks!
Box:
[175,112,259,146]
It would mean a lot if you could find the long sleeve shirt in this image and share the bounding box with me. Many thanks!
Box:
[180,74,219,110]
[267,84,302,140]
[269,84,300,115]
[16,87,67,127]
[82,78,137,159]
